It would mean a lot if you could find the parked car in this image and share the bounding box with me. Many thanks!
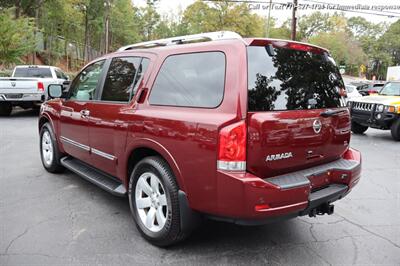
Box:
[348,81,400,140]
[345,83,362,102]
[39,31,362,246]
[0,65,69,116]
[354,81,385,96]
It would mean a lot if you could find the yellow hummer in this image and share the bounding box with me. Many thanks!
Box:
[347,81,400,141]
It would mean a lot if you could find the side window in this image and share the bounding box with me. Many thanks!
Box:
[149,52,225,108]
[101,57,146,102]
[55,69,68,80]
[132,58,149,97]
[69,60,105,101]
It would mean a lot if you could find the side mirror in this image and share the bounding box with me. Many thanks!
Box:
[48,84,63,99]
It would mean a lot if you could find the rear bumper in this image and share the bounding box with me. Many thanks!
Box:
[0,93,44,102]
[213,148,361,224]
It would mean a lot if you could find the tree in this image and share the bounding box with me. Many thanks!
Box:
[379,19,400,65]
[0,8,35,67]
[309,31,367,75]
[182,0,264,37]
[139,0,160,41]
[297,12,348,41]
[110,0,142,50]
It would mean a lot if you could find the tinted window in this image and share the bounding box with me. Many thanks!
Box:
[69,60,105,101]
[14,67,52,78]
[55,69,68,80]
[149,52,225,108]
[247,46,344,111]
[132,58,149,97]
[101,57,143,102]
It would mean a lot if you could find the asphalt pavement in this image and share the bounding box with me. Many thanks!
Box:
[1,108,399,265]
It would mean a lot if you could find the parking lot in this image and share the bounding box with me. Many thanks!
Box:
[0,108,399,265]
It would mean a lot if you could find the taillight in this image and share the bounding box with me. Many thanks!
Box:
[37,81,44,92]
[217,120,246,171]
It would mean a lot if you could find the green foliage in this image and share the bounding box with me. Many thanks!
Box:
[380,20,400,65]
[182,0,264,37]
[0,8,35,67]
[310,31,367,75]
[110,0,142,50]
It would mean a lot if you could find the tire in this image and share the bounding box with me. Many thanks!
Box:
[351,121,368,134]
[391,119,400,141]
[39,122,64,173]
[0,102,12,116]
[129,156,190,246]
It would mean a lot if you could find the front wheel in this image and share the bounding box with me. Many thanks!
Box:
[129,156,190,246]
[351,121,368,134]
[40,123,64,173]
[391,119,400,141]
[0,102,12,116]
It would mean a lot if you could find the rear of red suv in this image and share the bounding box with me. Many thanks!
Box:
[214,39,361,224]
[39,32,361,247]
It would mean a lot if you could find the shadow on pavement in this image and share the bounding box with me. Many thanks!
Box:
[0,107,40,118]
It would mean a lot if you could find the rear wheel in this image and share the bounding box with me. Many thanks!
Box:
[391,119,400,141]
[129,156,190,246]
[351,121,368,134]
[0,102,12,116]
[40,122,64,173]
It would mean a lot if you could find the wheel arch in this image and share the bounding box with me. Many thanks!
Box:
[38,115,50,132]
[124,139,185,193]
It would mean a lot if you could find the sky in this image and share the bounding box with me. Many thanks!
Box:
[132,0,400,25]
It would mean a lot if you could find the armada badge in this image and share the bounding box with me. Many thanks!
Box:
[266,152,293,162]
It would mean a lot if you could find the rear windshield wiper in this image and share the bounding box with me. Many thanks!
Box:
[320,109,347,117]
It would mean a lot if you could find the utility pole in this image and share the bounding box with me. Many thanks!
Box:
[104,0,111,54]
[265,0,272,38]
[291,0,297,40]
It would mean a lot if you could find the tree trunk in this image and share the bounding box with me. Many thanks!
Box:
[15,0,21,18]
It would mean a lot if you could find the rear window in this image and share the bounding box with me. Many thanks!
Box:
[149,52,225,108]
[13,67,52,78]
[247,46,344,111]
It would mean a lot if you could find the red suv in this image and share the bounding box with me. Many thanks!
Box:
[39,31,361,246]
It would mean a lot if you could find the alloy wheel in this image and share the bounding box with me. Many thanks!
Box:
[135,172,168,232]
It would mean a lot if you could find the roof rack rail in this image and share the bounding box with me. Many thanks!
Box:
[117,31,243,51]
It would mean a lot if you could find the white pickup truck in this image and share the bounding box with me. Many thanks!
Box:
[0,65,69,116]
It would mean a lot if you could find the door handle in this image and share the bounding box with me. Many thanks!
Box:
[80,109,90,118]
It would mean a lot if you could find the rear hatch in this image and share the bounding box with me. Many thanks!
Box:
[246,42,350,178]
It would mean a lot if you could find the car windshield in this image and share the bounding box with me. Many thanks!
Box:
[379,82,400,96]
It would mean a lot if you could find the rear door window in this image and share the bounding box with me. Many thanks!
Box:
[247,46,344,111]
[149,52,225,108]
[101,57,147,102]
